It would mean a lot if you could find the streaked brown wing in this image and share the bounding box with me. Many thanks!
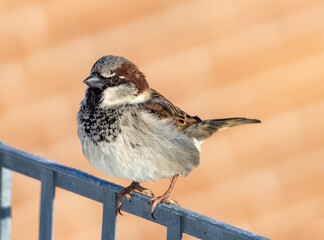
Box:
[143,89,201,130]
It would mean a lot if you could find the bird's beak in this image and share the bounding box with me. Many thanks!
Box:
[83,73,103,89]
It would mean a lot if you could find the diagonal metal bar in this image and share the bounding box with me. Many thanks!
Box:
[0,142,270,240]
[39,169,55,240]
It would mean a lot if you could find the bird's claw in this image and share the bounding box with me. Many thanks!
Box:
[141,188,155,197]
[117,199,123,216]
[148,196,180,220]
[117,207,123,216]
[125,192,132,201]
[117,182,154,216]
[117,190,132,215]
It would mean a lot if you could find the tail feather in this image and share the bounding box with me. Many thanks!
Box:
[185,117,261,141]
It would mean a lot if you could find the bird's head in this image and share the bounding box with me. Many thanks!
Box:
[83,55,150,107]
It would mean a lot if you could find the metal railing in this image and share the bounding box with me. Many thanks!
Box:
[0,142,269,240]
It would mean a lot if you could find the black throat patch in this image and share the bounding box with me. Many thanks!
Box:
[78,88,139,144]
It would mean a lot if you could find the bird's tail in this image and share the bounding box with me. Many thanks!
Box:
[185,117,261,141]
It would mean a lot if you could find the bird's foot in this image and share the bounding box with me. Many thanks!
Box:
[134,184,154,198]
[148,175,179,220]
[117,182,154,215]
[148,194,180,220]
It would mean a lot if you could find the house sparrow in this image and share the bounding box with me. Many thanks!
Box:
[77,55,261,218]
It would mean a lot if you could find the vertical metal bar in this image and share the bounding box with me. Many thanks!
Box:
[167,215,182,240]
[0,167,12,240]
[39,169,55,240]
[101,189,117,240]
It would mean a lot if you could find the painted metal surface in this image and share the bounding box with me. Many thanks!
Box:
[0,166,11,240]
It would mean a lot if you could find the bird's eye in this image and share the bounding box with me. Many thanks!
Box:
[110,75,121,85]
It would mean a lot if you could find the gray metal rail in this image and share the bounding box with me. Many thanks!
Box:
[0,142,269,240]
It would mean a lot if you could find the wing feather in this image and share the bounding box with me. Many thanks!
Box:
[143,89,201,130]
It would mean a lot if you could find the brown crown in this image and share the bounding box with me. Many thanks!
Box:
[116,61,149,94]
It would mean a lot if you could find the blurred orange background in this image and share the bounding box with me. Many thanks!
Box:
[1,0,324,239]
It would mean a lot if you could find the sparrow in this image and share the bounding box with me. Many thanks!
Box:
[77,55,261,218]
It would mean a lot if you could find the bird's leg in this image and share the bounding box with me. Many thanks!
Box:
[148,175,180,219]
[117,181,154,215]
